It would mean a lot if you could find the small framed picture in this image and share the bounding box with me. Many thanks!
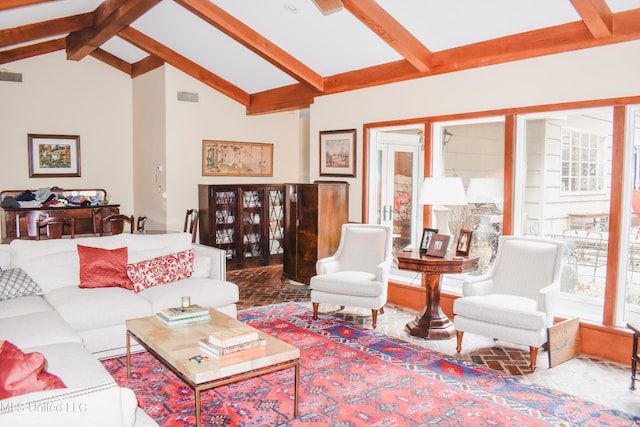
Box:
[456,229,473,256]
[420,228,439,253]
[427,234,450,258]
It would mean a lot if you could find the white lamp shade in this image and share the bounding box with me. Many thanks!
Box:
[466,178,503,204]
[419,177,467,206]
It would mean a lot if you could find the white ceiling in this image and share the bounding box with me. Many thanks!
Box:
[1,0,640,110]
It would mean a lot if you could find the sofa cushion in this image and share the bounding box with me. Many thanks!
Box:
[139,277,239,312]
[13,251,79,294]
[22,342,115,388]
[78,245,133,290]
[121,232,192,253]
[0,382,138,427]
[0,311,82,349]
[0,340,66,398]
[45,286,152,331]
[0,268,42,300]
[126,249,194,292]
[0,244,10,270]
[0,295,52,320]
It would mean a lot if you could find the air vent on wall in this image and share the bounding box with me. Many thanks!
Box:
[0,70,22,82]
[177,91,199,103]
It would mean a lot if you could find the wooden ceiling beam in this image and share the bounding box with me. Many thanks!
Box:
[570,0,613,39]
[131,54,164,78]
[0,38,65,64]
[118,26,250,106]
[0,0,56,11]
[342,0,432,72]
[66,0,160,61]
[0,13,93,49]
[175,0,324,92]
[90,47,132,75]
[248,8,640,114]
[310,0,343,16]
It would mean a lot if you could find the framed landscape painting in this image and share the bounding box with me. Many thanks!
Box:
[319,129,356,177]
[202,140,273,177]
[28,134,81,178]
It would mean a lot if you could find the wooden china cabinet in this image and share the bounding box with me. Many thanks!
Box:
[198,184,285,270]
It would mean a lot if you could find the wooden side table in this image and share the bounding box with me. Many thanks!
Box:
[628,323,640,390]
[395,251,479,340]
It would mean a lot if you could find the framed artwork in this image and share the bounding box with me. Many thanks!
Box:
[202,140,273,177]
[456,229,473,256]
[319,129,356,177]
[426,234,450,258]
[28,134,81,178]
[420,228,439,253]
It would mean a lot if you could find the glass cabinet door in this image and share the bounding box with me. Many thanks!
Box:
[213,189,238,260]
[241,188,263,259]
[268,188,285,255]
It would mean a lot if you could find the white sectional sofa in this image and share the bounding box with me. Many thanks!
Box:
[0,232,239,426]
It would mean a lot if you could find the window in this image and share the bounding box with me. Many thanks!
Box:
[561,128,606,193]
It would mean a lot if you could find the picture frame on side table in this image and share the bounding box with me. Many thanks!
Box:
[420,228,439,253]
[202,140,273,177]
[456,229,473,256]
[319,129,356,177]
[426,234,450,258]
[28,134,81,178]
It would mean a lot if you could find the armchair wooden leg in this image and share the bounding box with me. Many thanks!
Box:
[379,306,384,314]
[529,346,538,371]
[371,309,378,329]
[312,302,319,320]
[455,331,464,353]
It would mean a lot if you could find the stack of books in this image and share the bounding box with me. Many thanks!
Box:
[199,325,266,359]
[155,304,211,326]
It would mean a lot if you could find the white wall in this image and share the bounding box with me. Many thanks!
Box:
[162,65,301,232]
[309,40,640,222]
[0,51,134,236]
[132,66,167,230]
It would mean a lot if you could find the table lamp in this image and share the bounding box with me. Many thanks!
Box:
[465,178,503,210]
[419,177,467,246]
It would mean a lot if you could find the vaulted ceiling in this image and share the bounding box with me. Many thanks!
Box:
[2,0,640,115]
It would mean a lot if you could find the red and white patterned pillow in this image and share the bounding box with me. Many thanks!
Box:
[125,249,194,293]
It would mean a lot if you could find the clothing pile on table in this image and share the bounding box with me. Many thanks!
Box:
[0,187,102,209]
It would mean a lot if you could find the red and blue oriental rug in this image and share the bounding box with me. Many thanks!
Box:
[102,303,640,426]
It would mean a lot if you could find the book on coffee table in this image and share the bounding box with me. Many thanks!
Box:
[207,325,259,348]
[198,337,266,358]
[158,304,209,321]
[156,312,211,326]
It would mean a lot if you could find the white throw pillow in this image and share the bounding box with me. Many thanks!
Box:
[14,251,80,294]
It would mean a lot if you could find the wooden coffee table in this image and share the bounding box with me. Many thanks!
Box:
[126,308,300,426]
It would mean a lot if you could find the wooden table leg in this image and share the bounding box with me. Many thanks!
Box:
[405,273,455,340]
[126,332,131,378]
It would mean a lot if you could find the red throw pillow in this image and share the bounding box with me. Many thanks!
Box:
[126,249,194,293]
[77,245,134,290]
[0,340,65,398]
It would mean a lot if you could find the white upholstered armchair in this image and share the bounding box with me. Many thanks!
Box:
[310,223,393,328]
[453,235,565,371]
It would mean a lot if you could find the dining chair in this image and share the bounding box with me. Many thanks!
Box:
[36,216,75,240]
[184,209,199,243]
[136,216,147,233]
[100,214,134,236]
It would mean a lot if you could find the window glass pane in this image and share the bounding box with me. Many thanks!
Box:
[624,107,640,325]
[441,120,505,277]
[520,108,613,323]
